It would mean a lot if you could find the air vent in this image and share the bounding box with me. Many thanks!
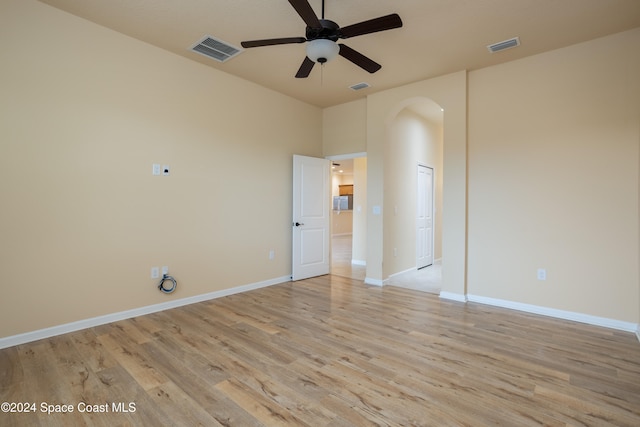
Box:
[349,82,371,91]
[191,35,242,62]
[487,37,520,53]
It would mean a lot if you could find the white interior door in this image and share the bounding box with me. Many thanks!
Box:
[292,155,331,281]
[417,165,434,269]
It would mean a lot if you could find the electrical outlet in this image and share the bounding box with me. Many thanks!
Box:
[537,268,547,281]
[162,266,169,275]
[268,250,275,260]
[151,267,160,279]
[152,164,161,176]
[162,165,170,176]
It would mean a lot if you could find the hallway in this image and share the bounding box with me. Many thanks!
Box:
[331,234,441,294]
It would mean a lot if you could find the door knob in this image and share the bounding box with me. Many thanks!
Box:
[294,222,304,227]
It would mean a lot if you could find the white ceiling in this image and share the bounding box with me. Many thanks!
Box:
[38,0,640,108]
[331,159,353,175]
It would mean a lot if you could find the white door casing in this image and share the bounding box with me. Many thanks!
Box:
[417,164,434,269]
[292,155,331,281]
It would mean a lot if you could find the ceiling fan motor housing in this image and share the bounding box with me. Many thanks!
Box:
[306,19,340,42]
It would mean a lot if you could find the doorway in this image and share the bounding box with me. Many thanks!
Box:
[329,155,366,280]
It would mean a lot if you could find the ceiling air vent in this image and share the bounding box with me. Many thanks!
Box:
[191,35,242,62]
[487,37,520,53]
[349,82,371,91]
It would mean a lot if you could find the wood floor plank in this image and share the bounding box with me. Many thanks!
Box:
[1,274,639,426]
[216,378,310,427]
[140,333,266,426]
[68,329,119,374]
[96,325,169,391]
[0,346,23,404]
[148,380,229,426]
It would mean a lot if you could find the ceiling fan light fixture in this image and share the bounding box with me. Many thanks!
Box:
[306,39,339,63]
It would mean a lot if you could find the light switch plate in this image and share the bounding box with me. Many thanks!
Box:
[537,268,547,281]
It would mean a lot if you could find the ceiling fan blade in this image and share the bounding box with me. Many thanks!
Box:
[338,44,382,74]
[288,0,321,28]
[295,56,315,78]
[241,37,306,48]
[339,13,403,39]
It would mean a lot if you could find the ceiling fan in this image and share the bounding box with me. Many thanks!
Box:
[240,0,403,78]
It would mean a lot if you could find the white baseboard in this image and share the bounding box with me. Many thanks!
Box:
[439,291,468,303]
[364,277,384,286]
[0,275,291,350]
[351,259,366,266]
[467,294,639,333]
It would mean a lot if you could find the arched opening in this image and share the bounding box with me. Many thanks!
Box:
[383,98,444,293]
[363,71,467,299]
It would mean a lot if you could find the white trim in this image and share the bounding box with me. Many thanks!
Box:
[365,277,384,286]
[636,325,640,343]
[326,152,367,161]
[467,294,639,333]
[0,275,290,350]
[351,259,366,266]
[439,291,468,303]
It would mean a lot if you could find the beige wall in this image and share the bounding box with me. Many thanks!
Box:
[331,211,353,235]
[385,108,443,275]
[322,99,367,157]
[331,173,354,197]
[352,157,368,264]
[0,0,322,338]
[467,29,640,322]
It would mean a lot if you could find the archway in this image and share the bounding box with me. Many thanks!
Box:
[363,71,467,300]
[383,98,443,292]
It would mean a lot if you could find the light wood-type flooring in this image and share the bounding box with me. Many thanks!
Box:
[1,275,639,426]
